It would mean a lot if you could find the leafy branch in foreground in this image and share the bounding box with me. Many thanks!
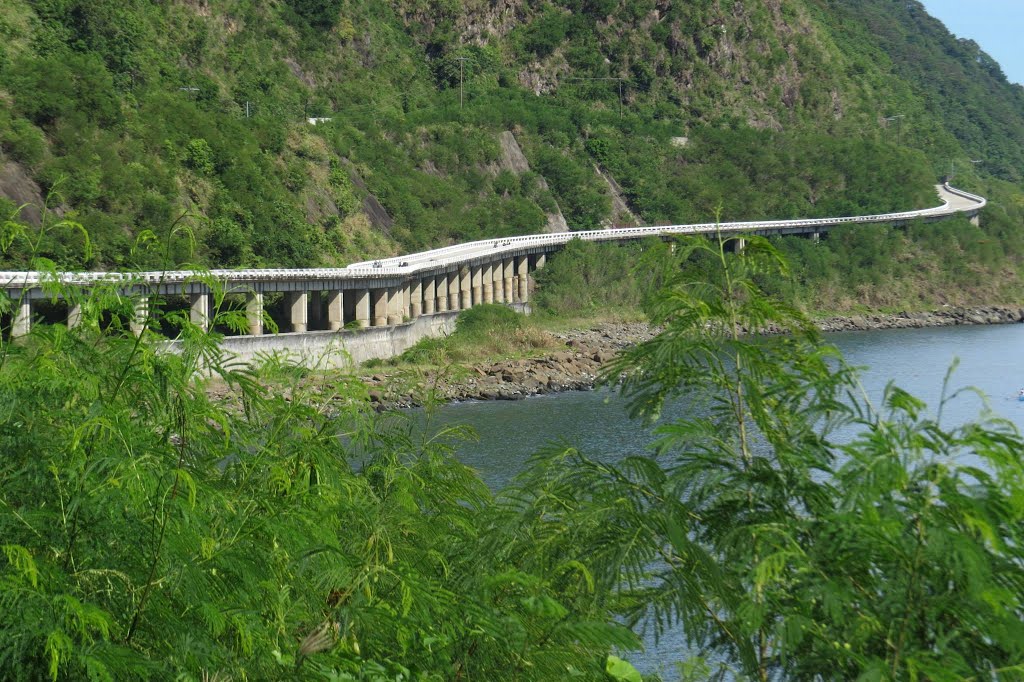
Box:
[508,233,1024,681]
[0,229,641,680]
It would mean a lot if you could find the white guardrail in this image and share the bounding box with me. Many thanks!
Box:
[0,184,985,289]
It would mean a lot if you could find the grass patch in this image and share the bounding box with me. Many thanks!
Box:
[394,305,557,367]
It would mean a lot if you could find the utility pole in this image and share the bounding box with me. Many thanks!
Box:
[245,101,250,118]
[884,114,904,146]
[454,56,469,109]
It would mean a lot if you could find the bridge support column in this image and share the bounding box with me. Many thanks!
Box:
[246,292,264,335]
[503,258,514,303]
[287,291,308,333]
[492,262,504,303]
[410,279,422,318]
[11,296,31,338]
[403,282,413,319]
[970,214,980,227]
[435,273,448,312]
[67,303,82,329]
[482,263,493,304]
[422,277,435,315]
[535,253,546,269]
[517,257,529,303]
[460,267,472,310]
[189,293,209,332]
[471,266,483,306]
[448,272,460,312]
[355,289,371,328]
[811,232,820,243]
[130,296,149,336]
[372,288,388,326]
[309,291,322,329]
[327,290,344,331]
[388,286,403,325]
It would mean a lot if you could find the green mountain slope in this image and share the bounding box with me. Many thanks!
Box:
[0,0,1021,289]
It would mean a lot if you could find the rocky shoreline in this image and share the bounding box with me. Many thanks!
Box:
[363,305,1024,409]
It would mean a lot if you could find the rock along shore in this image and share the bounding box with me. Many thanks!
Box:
[364,306,1024,409]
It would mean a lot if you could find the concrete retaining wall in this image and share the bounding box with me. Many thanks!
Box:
[178,303,531,368]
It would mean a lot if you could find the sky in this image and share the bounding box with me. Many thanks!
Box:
[920,0,1024,85]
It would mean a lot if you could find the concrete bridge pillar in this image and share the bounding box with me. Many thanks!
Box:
[130,296,149,336]
[372,288,388,326]
[482,263,493,304]
[970,214,980,227]
[387,286,403,325]
[535,253,546,269]
[402,282,413,319]
[471,266,483,306]
[309,291,322,329]
[812,232,820,243]
[459,267,472,310]
[287,291,308,332]
[434,274,446,311]
[517,257,529,303]
[189,293,210,332]
[410,279,422,318]
[422,277,435,314]
[327,290,344,331]
[11,296,31,338]
[246,292,264,335]
[67,303,82,329]
[503,258,514,303]
[492,261,504,303]
[448,271,461,312]
[435,273,448,312]
[355,289,371,328]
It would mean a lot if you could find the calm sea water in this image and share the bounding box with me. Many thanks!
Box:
[422,324,1024,489]
[413,323,1024,675]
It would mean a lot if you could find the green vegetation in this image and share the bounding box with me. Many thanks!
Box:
[531,194,1024,316]
[0,0,1020,306]
[0,268,637,679]
[519,233,1024,679]
[4,226,1023,679]
[395,303,555,365]
[532,238,669,317]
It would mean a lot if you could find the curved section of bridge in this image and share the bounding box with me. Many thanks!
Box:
[0,183,987,350]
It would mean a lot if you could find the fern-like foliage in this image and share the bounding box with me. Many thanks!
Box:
[0,214,641,680]
[504,232,1024,681]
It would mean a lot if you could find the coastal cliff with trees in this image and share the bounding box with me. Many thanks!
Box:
[0,0,1022,309]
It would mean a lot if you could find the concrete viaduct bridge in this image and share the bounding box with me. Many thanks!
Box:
[0,183,986,364]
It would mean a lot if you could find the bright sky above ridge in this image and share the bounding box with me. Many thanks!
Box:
[920,0,1024,85]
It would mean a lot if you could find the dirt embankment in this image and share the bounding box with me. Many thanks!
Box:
[363,306,1024,409]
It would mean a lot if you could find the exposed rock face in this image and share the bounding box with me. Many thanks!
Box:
[489,130,569,233]
[594,165,639,228]
[342,159,394,233]
[0,161,47,226]
[496,131,531,174]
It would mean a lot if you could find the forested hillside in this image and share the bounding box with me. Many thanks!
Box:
[0,0,1021,287]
